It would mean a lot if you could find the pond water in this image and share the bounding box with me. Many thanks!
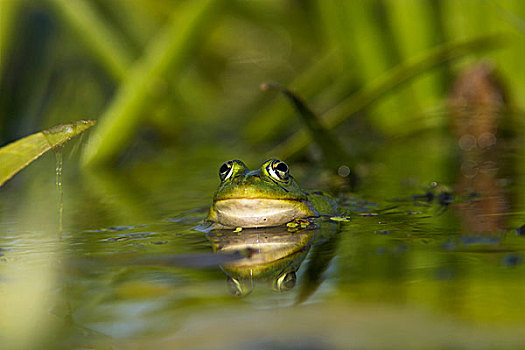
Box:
[1,129,525,349]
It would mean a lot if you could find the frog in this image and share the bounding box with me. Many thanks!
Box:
[207,159,338,228]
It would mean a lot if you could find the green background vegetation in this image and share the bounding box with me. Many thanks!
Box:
[1,0,524,169]
[2,1,525,349]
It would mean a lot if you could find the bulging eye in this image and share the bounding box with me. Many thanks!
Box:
[274,271,296,292]
[268,160,289,182]
[219,161,234,181]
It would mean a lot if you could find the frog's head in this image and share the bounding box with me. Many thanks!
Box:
[207,159,316,228]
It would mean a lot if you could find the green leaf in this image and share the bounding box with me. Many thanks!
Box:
[47,0,134,82]
[0,120,96,186]
[81,0,224,167]
[269,34,507,159]
[261,82,352,172]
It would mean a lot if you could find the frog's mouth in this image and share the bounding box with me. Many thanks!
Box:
[209,198,314,228]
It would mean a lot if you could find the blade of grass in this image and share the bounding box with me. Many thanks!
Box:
[47,0,134,82]
[90,0,158,54]
[0,120,96,186]
[321,0,416,132]
[490,1,525,113]
[261,82,351,171]
[81,0,223,167]
[0,0,21,84]
[494,2,525,35]
[269,34,507,159]
[244,51,341,144]
[385,0,446,110]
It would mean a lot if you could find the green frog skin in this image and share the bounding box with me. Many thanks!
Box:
[207,159,337,228]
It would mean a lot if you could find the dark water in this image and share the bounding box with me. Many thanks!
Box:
[2,131,525,349]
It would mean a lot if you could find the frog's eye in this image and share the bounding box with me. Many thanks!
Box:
[274,271,296,292]
[219,161,234,181]
[227,277,253,297]
[268,160,289,182]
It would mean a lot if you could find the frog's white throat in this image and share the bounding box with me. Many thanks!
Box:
[210,198,313,228]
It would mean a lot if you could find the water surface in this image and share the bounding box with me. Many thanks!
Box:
[1,133,525,349]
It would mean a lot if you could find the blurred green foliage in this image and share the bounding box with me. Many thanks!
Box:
[1,0,524,168]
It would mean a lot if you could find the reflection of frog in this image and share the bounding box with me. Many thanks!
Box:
[207,159,338,228]
[207,226,315,296]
